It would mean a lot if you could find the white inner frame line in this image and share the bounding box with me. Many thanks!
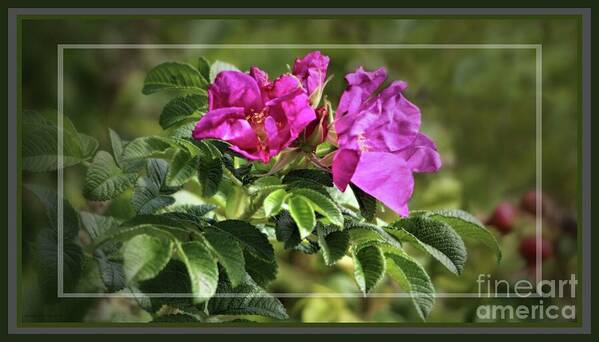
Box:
[56,43,543,298]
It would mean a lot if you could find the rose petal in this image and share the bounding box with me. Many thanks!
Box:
[350,151,414,217]
[344,66,387,99]
[376,80,421,151]
[192,107,262,160]
[249,66,270,88]
[209,71,263,111]
[269,74,302,99]
[396,133,442,172]
[332,148,360,191]
[336,67,387,119]
[293,51,330,96]
[266,89,316,136]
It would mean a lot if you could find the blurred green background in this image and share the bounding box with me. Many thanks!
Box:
[20,17,579,323]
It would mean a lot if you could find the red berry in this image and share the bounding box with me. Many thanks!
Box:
[521,190,540,215]
[486,202,516,234]
[519,236,554,265]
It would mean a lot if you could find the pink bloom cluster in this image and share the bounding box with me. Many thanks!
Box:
[193,51,441,216]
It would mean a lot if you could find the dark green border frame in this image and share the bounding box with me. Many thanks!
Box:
[3,3,594,335]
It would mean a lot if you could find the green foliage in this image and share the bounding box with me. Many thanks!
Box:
[317,224,349,266]
[212,220,274,261]
[177,240,219,304]
[142,62,208,95]
[109,128,125,167]
[166,149,197,187]
[263,189,287,217]
[352,245,386,294]
[123,234,173,283]
[203,229,245,287]
[208,275,288,320]
[23,111,98,172]
[388,216,468,275]
[351,184,377,222]
[287,195,316,239]
[25,184,83,297]
[196,142,224,197]
[131,159,176,214]
[84,151,137,201]
[425,209,502,263]
[121,136,174,169]
[385,250,435,320]
[159,94,207,129]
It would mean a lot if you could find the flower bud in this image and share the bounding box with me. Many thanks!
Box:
[301,106,329,151]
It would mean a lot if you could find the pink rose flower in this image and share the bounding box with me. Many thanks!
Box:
[193,68,316,163]
[332,67,442,216]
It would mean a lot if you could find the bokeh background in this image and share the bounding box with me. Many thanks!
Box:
[21,17,579,323]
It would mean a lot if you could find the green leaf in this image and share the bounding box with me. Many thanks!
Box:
[197,145,223,197]
[80,211,120,243]
[22,113,87,172]
[208,275,288,320]
[388,216,467,275]
[133,191,175,215]
[161,204,217,224]
[203,230,245,288]
[143,62,208,95]
[283,169,333,187]
[263,189,288,217]
[109,128,125,166]
[165,120,196,139]
[94,249,126,292]
[167,149,198,186]
[89,223,185,252]
[25,184,80,239]
[197,56,211,82]
[33,227,83,297]
[345,220,403,250]
[274,210,301,249]
[138,260,191,312]
[26,183,83,295]
[426,209,501,263]
[287,195,316,239]
[209,60,240,83]
[351,184,377,222]
[352,245,386,294]
[78,133,99,160]
[159,94,207,129]
[121,136,174,169]
[290,188,343,227]
[385,250,435,320]
[212,220,274,261]
[123,234,173,283]
[243,251,277,287]
[132,159,175,214]
[317,225,349,266]
[178,240,218,304]
[83,151,137,201]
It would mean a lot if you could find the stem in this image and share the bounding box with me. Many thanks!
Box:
[222,167,244,188]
